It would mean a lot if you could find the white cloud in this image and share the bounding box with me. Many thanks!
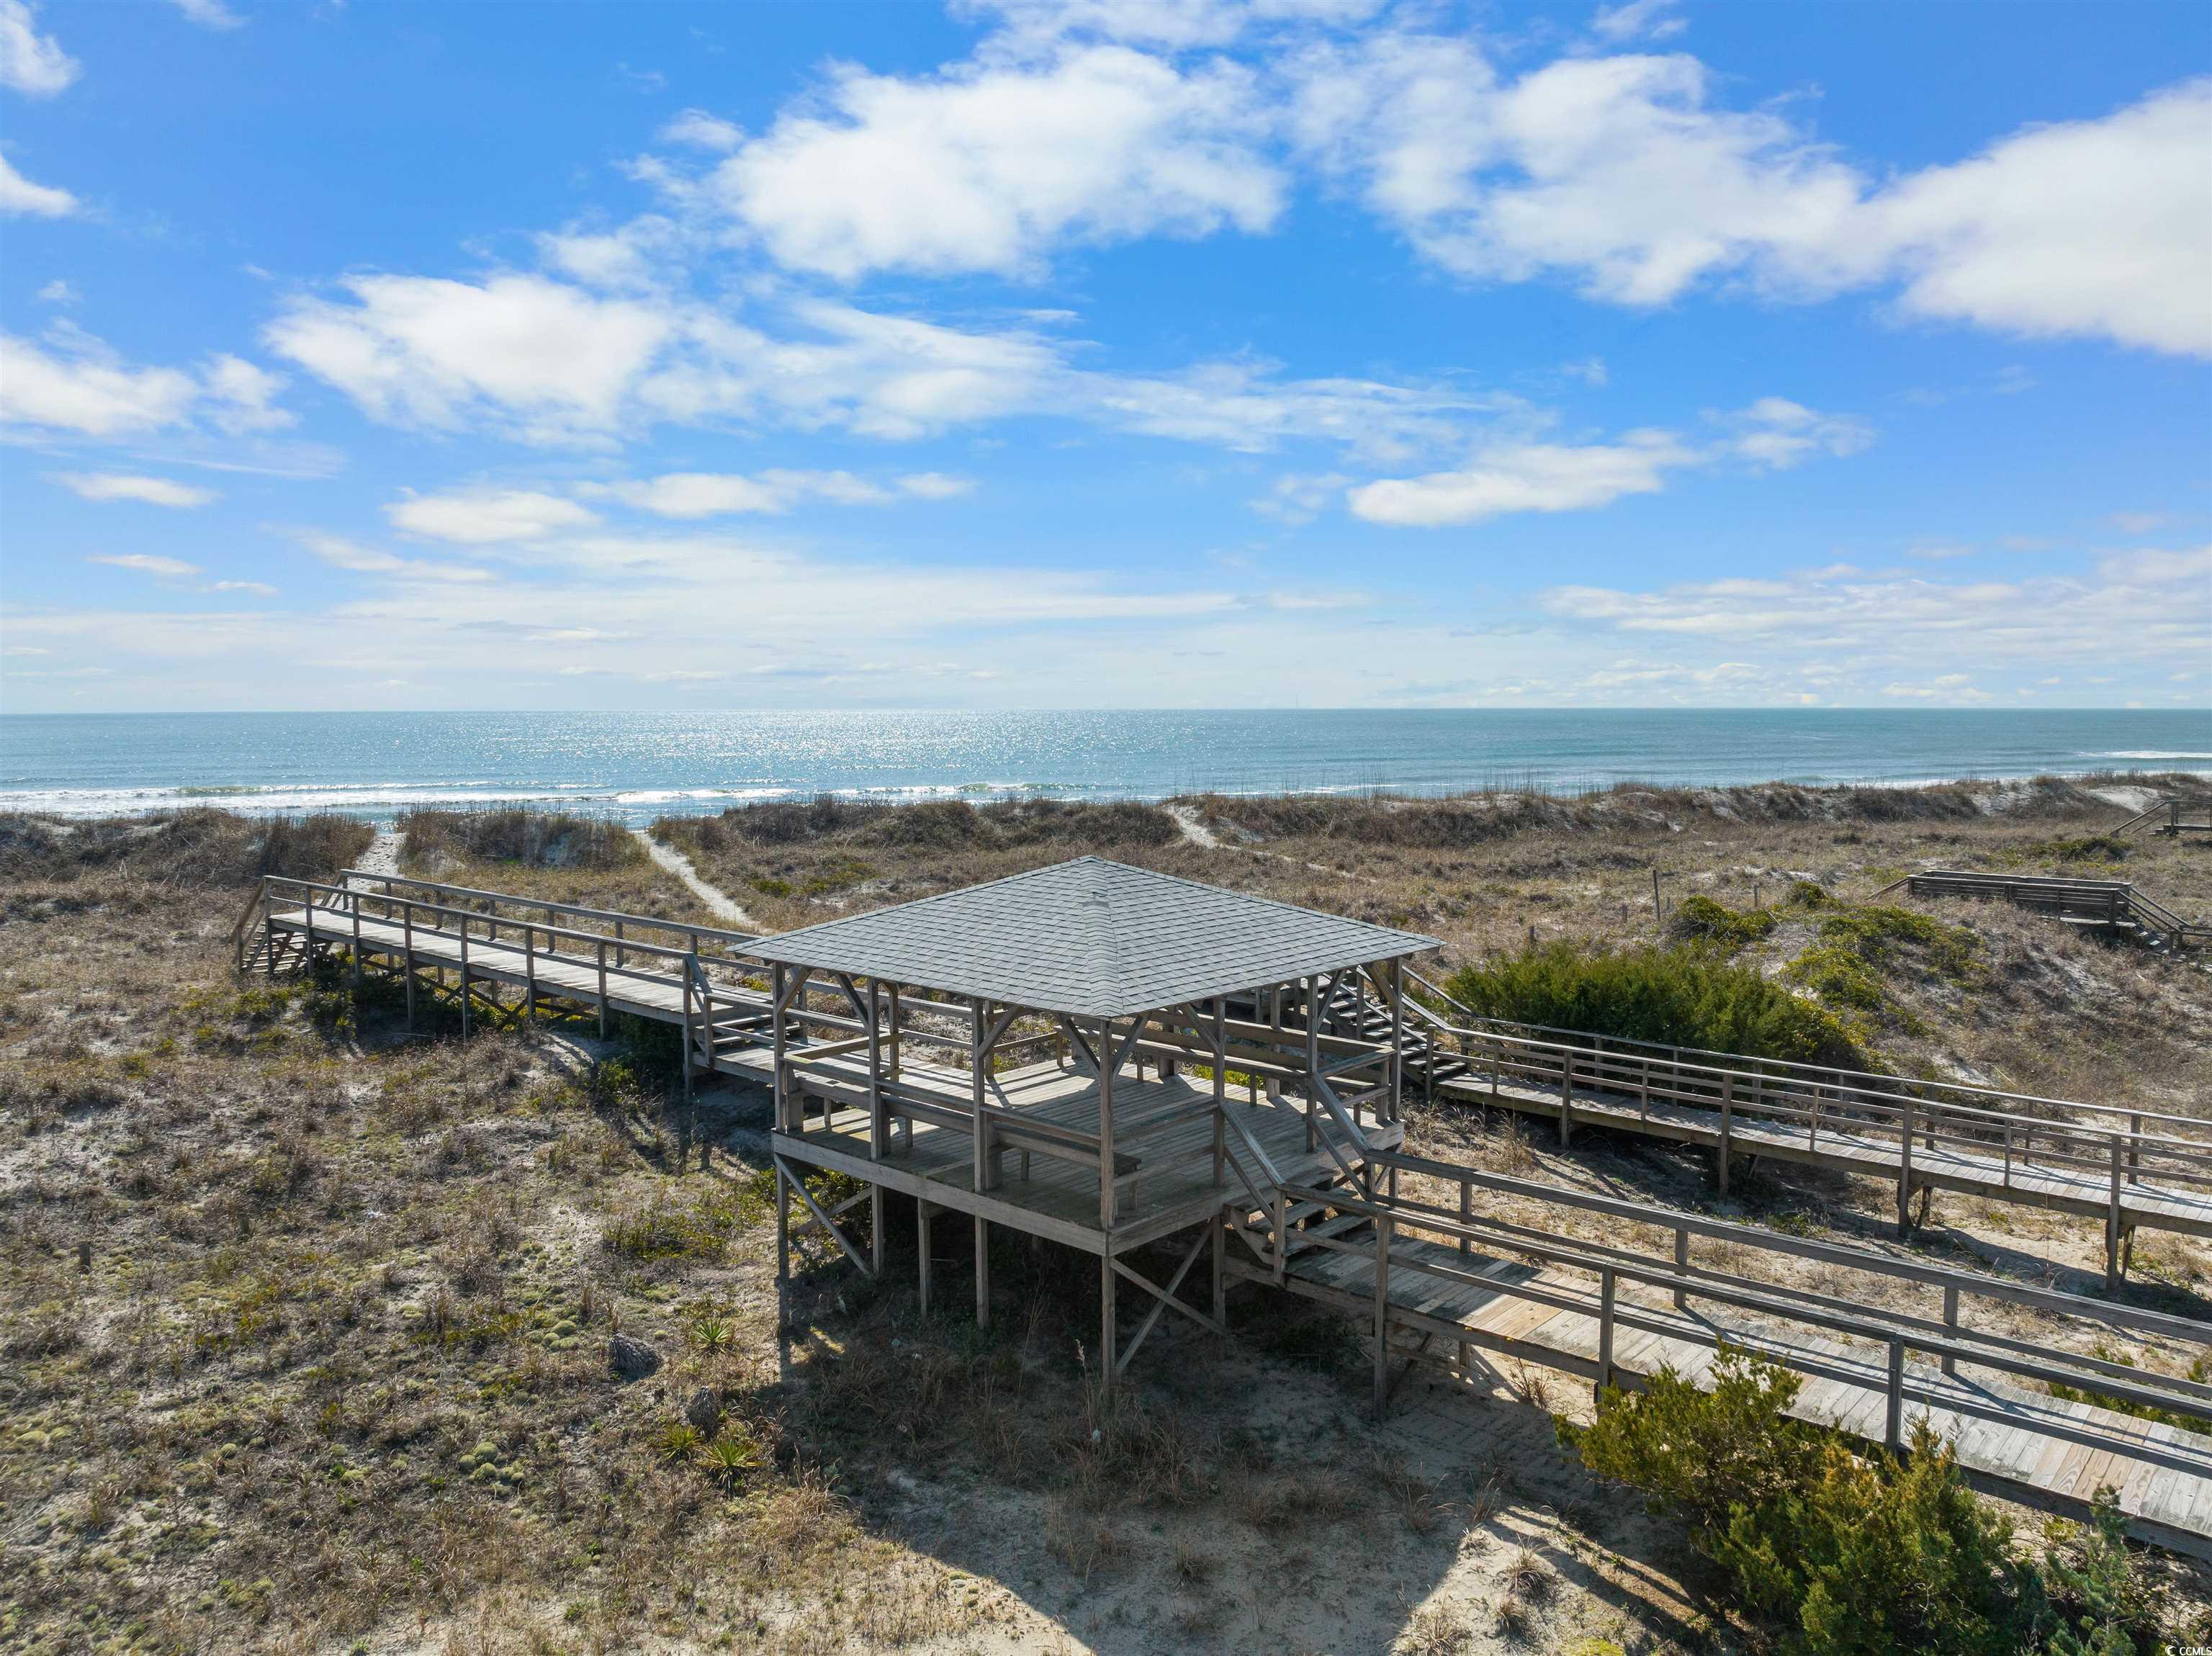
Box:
[1884,672,1992,703]
[173,0,244,29]
[1349,398,1864,526]
[713,44,1282,279]
[657,108,743,150]
[0,150,76,216]
[0,328,293,440]
[1290,38,2211,356]
[1591,0,1685,43]
[262,268,1489,456]
[386,487,602,544]
[210,580,276,595]
[55,472,219,508]
[299,532,498,584]
[1542,545,2212,677]
[1351,431,1693,526]
[89,552,201,577]
[35,278,75,302]
[266,274,673,444]
[583,468,977,518]
[1871,79,2212,356]
[0,330,199,436]
[2108,511,2167,535]
[0,0,76,96]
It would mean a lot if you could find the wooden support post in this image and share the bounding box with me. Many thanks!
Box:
[1885,1338,1905,1452]
[917,1201,933,1315]
[770,964,786,1133]
[2127,1112,2141,1186]
[1718,1074,1732,1196]
[974,1216,990,1329]
[2105,1134,2124,1290]
[1595,1266,1617,1403]
[867,980,885,1164]
[1303,977,1320,1153]
[349,896,363,992]
[459,924,471,1042]
[523,924,536,1022]
[871,1185,885,1278]
[971,996,988,1196]
[263,883,276,978]
[1212,1211,1226,1327]
[595,938,607,1038]
[775,1164,790,1283]
[1372,1212,1393,1418]
[403,902,417,1030]
[1098,1017,1117,1232]
[1897,1095,1915,1238]
[1941,1284,1959,1378]
[1100,1251,1116,1387]
[1387,956,1404,1128]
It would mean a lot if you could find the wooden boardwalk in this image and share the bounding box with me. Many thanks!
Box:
[241,868,2212,1556]
[1251,1230,2212,1557]
[1439,1068,2212,1241]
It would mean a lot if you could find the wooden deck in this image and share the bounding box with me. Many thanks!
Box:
[763,1057,1393,1256]
[1247,1231,2212,1557]
[1442,1068,2212,1241]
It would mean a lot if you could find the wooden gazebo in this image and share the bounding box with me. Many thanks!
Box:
[739,856,1439,1381]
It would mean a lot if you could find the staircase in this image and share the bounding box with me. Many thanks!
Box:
[1888,869,2209,952]
[1320,973,1469,1089]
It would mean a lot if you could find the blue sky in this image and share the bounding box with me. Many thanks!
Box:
[1,0,2207,713]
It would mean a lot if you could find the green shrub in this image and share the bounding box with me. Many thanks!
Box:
[1779,903,1981,1037]
[1558,1347,2170,1655]
[1442,942,1862,1067]
[1668,894,1777,954]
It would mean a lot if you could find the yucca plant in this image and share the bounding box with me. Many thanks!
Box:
[685,1313,734,1354]
[700,1429,762,1491]
[652,1421,704,1466]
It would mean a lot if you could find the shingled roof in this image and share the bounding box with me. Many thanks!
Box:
[750,855,1439,1018]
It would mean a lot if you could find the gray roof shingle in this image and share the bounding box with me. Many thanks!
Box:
[750,855,1439,1017]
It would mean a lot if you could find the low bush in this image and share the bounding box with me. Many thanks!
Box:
[399,808,640,871]
[0,808,372,888]
[1442,941,1863,1067]
[1559,1347,2170,1655]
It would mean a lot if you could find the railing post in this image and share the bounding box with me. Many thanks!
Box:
[458,922,471,1041]
[1372,1211,1393,1418]
[1897,1094,1915,1237]
[595,938,608,1038]
[2127,1112,2141,1186]
[1672,1228,1689,1310]
[1717,1074,1732,1197]
[1558,1050,1573,1147]
[1885,1338,1905,1452]
[2105,1134,2123,1290]
[1595,1267,1617,1403]
[403,899,416,1029]
[523,924,537,1022]
[1941,1284,1959,1379]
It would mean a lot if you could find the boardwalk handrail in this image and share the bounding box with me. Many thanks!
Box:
[1281,1170,2212,1439]
[1367,1148,2211,1347]
[1403,963,2210,1139]
[335,868,763,951]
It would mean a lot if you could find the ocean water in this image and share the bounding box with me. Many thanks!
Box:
[1,709,2206,824]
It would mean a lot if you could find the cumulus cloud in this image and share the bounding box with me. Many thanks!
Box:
[1349,398,1866,526]
[0,328,291,439]
[0,0,76,96]
[89,552,201,577]
[298,532,498,584]
[657,108,742,150]
[583,469,976,517]
[261,268,1491,456]
[0,150,75,216]
[1290,39,2211,355]
[173,0,244,29]
[1541,545,2211,676]
[55,472,219,508]
[0,329,199,436]
[711,44,1283,279]
[385,488,601,544]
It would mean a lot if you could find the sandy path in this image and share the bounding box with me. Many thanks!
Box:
[631,827,757,930]
[1164,803,1220,849]
[354,828,401,878]
[1166,801,1370,883]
